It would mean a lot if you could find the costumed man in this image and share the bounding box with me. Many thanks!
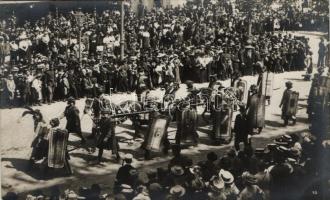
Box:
[26,118,57,170]
[142,104,171,160]
[47,117,72,176]
[234,105,249,151]
[18,106,46,170]
[95,108,121,163]
[246,84,265,135]
[304,51,313,81]
[58,97,86,144]
[175,99,199,147]
[279,81,296,126]
[211,83,232,145]
[185,80,199,110]
[241,40,257,76]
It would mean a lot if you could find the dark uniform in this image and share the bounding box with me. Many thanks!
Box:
[234,107,249,151]
[280,87,296,126]
[114,154,136,193]
[63,98,85,142]
[96,116,120,162]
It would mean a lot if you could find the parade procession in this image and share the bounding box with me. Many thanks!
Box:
[0,0,329,200]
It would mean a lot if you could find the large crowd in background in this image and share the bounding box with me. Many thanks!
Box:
[0,0,328,108]
[0,1,329,200]
[3,131,330,200]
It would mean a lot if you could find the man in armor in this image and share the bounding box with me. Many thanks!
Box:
[246,84,264,134]
[27,118,57,170]
[142,105,170,160]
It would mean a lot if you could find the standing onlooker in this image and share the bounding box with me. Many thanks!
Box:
[238,171,265,200]
[4,73,16,108]
[317,38,326,68]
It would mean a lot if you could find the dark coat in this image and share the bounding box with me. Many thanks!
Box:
[64,105,81,133]
[280,89,292,118]
[234,113,248,142]
[115,164,136,185]
[97,117,119,154]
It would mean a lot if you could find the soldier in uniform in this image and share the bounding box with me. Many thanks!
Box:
[95,108,120,163]
[279,81,296,126]
[59,97,86,144]
[142,107,170,160]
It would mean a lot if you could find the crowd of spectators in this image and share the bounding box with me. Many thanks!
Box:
[3,130,329,200]
[1,0,328,108]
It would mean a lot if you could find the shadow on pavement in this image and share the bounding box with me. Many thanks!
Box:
[265,120,284,128]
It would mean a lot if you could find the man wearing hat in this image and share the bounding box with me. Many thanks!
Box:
[95,108,121,163]
[269,145,294,200]
[207,175,226,200]
[168,185,186,199]
[199,152,218,182]
[219,169,239,199]
[241,40,257,76]
[234,105,249,151]
[279,81,296,126]
[58,97,86,144]
[114,153,136,193]
[239,171,265,200]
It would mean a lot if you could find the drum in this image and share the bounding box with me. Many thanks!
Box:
[144,115,170,152]
[234,79,248,104]
[247,94,266,129]
[212,105,233,144]
[48,128,69,168]
[176,107,198,146]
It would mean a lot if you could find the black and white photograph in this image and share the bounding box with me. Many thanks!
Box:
[0,0,329,199]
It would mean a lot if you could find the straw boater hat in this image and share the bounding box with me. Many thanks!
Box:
[245,39,254,49]
[211,175,225,190]
[189,165,202,175]
[171,165,184,176]
[120,184,134,193]
[169,185,186,197]
[124,153,133,163]
[219,169,234,184]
